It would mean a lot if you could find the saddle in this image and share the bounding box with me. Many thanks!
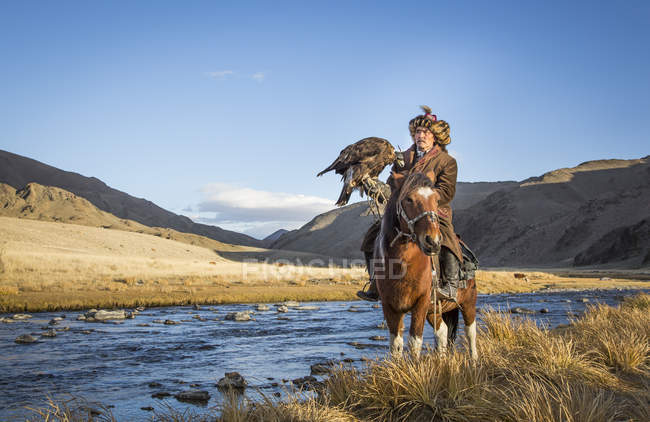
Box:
[458,238,479,287]
[432,237,479,290]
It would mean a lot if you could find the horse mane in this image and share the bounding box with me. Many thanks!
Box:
[381,172,437,245]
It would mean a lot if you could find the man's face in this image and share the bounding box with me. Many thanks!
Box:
[414,127,435,152]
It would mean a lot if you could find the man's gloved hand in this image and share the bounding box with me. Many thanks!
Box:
[363,178,391,203]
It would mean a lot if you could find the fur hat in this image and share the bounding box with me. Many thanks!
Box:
[408,105,451,145]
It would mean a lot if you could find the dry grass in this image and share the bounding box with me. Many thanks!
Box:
[475,269,648,294]
[1,216,648,312]
[26,396,116,422]
[210,293,649,422]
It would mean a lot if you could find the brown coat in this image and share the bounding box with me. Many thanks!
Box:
[362,144,463,261]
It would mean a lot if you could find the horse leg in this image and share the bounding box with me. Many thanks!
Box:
[436,317,448,354]
[460,285,479,360]
[426,309,448,354]
[442,308,459,346]
[382,304,405,358]
[408,296,429,359]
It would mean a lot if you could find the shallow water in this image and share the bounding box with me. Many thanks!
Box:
[0,288,645,421]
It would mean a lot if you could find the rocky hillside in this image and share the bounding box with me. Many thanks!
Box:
[454,157,650,268]
[271,202,381,260]
[0,182,236,252]
[452,181,518,210]
[0,149,262,247]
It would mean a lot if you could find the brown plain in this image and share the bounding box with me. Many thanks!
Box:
[1,215,647,312]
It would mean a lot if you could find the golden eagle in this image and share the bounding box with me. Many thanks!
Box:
[317,137,401,206]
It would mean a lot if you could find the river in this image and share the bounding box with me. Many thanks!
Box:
[0,288,645,421]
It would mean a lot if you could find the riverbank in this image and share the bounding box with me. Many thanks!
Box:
[2,269,648,313]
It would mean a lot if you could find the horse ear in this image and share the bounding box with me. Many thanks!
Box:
[389,171,406,191]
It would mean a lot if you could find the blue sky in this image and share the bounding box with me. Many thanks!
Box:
[1,1,648,238]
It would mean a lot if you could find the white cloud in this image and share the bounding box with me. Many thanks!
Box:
[251,72,265,82]
[206,70,234,79]
[196,182,334,223]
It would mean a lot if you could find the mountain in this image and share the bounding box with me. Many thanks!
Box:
[0,149,262,247]
[271,157,649,268]
[269,181,522,259]
[452,181,519,210]
[0,182,236,252]
[271,202,381,260]
[453,157,650,268]
[261,229,289,247]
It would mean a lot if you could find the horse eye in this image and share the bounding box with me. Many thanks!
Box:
[405,198,413,203]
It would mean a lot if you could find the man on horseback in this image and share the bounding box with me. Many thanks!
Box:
[357,106,463,303]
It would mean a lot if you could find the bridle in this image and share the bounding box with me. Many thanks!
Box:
[389,195,438,248]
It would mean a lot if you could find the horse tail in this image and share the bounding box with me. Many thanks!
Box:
[442,308,459,345]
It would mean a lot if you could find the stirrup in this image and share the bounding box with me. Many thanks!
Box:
[435,286,458,304]
[356,282,379,302]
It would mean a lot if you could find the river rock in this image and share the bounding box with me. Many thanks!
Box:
[510,307,535,314]
[277,316,290,320]
[225,312,252,321]
[193,304,201,310]
[283,301,300,307]
[48,319,59,325]
[164,319,180,325]
[41,329,57,338]
[174,390,210,403]
[12,314,32,320]
[151,391,171,399]
[370,335,386,341]
[84,309,128,322]
[295,306,320,311]
[539,308,550,313]
[277,305,289,313]
[372,304,381,309]
[580,298,590,303]
[310,360,337,375]
[15,334,37,344]
[76,315,86,321]
[141,406,154,412]
[0,317,15,323]
[56,326,70,332]
[217,372,247,390]
[256,304,270,311]
[292,376,318,388]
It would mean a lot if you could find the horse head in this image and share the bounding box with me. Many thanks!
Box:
[395,172,442,256]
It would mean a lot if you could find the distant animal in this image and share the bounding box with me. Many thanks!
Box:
[372,171,478,360]
[317,137,398,206]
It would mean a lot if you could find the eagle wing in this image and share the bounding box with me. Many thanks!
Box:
[318,137,397,206]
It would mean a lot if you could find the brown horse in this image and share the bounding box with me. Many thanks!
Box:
[372,172,478,359]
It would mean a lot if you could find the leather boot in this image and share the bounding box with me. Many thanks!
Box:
[357,251,379,302]
[437,247,460,302]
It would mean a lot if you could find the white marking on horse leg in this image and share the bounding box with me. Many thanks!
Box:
[416,186,435,199]
[408,335,423,359]
[390,333,404,358]
[465,321,478,360]
[436,320,448,354]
